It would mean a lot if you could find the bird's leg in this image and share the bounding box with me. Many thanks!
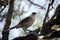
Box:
[22,27,28,34]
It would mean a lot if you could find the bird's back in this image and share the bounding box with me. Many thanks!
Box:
[17,16,35,28]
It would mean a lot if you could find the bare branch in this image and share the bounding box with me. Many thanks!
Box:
[40,4,60,35]
[40,0,55,35]
[49,0,55,11]
[38,28,60,39]
[0,5,6,14]
[27,0,45,9]
[43,0,55,25]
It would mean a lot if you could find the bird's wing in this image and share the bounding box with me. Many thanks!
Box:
[20,17,30,23]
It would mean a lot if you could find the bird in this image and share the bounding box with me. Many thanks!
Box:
[5,12,36,33]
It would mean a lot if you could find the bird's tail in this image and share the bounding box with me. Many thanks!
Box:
[3,26,17,32]
[9,26,16,30]
[8,25,21,31]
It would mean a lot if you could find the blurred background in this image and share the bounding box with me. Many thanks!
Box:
[0,0,60,40]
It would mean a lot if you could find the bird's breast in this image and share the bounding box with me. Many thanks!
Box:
[21,18,35,28]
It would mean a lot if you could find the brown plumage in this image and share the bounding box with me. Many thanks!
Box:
[7,12,36,32]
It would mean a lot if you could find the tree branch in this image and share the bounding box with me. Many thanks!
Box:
[42,0,55,26]
[40,0,56,35]
[27,0,45,9]
[2,0,15,40]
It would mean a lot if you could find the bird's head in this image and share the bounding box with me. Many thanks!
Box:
[30,12,37,18]
[32,12,36,15]
[31,12,37,16]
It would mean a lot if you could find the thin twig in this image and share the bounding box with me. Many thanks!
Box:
[0,5,6,14]
[27,0,45,9]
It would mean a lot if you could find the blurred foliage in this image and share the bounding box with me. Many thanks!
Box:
[16,10,23,15]
[51,25,59,30]
[34,21,42,29]
[12,10,24,19]
[0,29,2,32]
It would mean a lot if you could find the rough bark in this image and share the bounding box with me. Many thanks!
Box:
[2,0,14,40]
